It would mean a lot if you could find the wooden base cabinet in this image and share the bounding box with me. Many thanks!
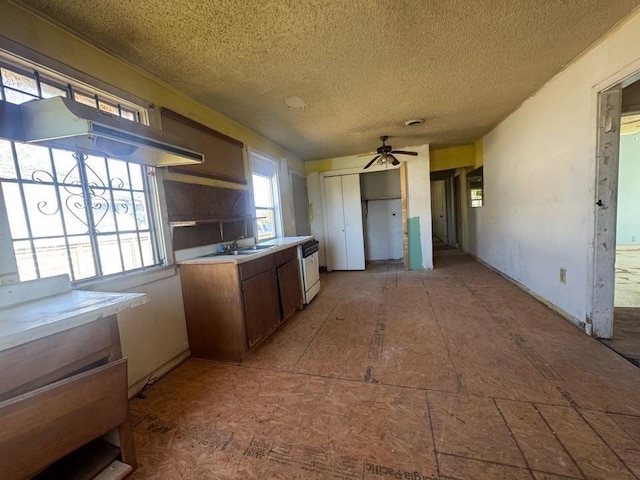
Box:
[277,258,303,322]
[0,315,136,480]
[243,269,280,348]
[181,247,303,361]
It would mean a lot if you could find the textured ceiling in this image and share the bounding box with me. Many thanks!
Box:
[17,0,640,160]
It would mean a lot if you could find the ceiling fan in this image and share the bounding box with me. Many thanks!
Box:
[363,135,418,169]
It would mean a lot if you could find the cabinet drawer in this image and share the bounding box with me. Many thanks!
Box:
[0,358,129,480]
[238,254,275,281]
[274,246,297,267]
[0,318,115,401]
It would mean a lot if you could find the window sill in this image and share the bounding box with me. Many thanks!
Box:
[76,265,178,293]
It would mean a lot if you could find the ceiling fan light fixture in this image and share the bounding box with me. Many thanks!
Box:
[363,135,418,170]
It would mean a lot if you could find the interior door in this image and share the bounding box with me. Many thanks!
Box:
[324,175,348,270]
[341,174,365,270]
[431,180,447,241]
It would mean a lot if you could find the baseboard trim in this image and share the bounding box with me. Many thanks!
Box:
[462,250,588,335]
[127,349,191,399]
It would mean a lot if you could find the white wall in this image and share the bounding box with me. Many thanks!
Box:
[364,199,403,260]
[360,169,401,199]
[116,274,189,388]
[407,146,433,269]
[471,9,640,326]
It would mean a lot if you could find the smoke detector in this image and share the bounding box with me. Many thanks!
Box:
[404,119,424,126]
[284,96,308,109]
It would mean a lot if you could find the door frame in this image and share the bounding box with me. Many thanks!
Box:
[589,64,640,338]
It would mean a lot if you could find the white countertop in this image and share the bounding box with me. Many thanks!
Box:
[0,275,147,351]
[177,236,314,265]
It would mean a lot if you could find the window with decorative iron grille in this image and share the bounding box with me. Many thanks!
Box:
[0,57,163,282]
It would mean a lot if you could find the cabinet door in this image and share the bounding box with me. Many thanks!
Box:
[243,270,280,348]
[277,258,303,322]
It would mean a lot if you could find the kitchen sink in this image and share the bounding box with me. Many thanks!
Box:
[199,244,272,258]
[218,250,255,256]
[238,245,273,251]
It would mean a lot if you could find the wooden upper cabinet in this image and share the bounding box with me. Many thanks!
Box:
[160,108,246,184]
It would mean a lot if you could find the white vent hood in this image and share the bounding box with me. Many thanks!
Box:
[20,97,204,167]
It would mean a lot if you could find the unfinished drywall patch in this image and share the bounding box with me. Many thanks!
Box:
[408,217,423,270]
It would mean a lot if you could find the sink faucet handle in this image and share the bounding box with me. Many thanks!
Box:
[228,235,244,250]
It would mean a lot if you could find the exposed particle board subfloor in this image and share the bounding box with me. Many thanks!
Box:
[602,247,640,367]
[601,308,640,367]
[130,250,640,480]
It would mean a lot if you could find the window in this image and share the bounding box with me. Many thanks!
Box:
[467,166,483,208]
[0,57,163,282]
[250,152,281,241]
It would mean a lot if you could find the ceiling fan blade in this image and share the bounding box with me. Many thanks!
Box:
[363,155,381,169]
[391,150,418,156]
[389,154,400,166]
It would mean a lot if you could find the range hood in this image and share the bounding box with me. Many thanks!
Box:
[20,96,204,167]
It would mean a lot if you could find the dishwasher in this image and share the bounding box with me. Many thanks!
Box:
[298,239,321,304]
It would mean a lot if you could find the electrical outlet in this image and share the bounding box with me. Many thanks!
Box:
[633,235,638,242]
[559,268,567,284]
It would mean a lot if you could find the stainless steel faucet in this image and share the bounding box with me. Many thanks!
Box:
[227,235,244,251]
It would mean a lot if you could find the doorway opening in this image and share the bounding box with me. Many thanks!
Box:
[360,169,403,264]
[599,79,640,366]
[430,169,461,253]
[594,75,640,366]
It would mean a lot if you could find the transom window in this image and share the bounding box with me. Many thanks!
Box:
[0,57,163,282]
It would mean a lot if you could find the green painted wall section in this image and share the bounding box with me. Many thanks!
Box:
[408,217,423,270]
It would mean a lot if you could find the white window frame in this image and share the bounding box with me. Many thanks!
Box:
[248,149,282,241]
[0,52,168,284]
[467,166,484,208]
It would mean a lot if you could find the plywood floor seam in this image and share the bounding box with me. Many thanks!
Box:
[130,251,640,480]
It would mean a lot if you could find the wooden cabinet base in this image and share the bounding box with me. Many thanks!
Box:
[0,316,136,480]
[181,247,304,361]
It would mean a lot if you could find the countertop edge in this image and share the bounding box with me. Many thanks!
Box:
[177,236,314,266]
[0,291,148,352]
